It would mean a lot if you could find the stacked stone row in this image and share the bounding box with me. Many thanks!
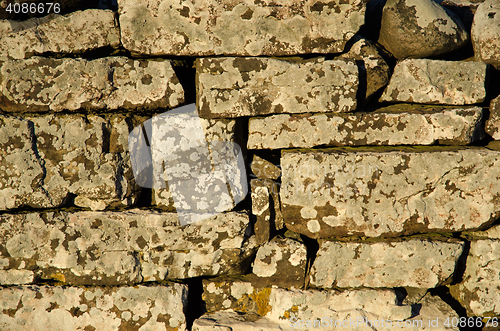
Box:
[0,0,500,330]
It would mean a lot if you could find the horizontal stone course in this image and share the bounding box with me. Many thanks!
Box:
[118,0,367,56]
[248,106,484,149]
[196,57,358,118]
[280,146,500,238]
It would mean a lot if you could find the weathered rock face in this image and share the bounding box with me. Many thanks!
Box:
[280,147,500,238]
[472,0,500,69]
[251,178,284,245]
[380,59,487,105]
[248,106,484,149]
[118,0,367,56]
[0,114,140,211]
[310,239,464,288]
[0,284,188,331]
[378,0,469,59]
[0,56,184,112]
[193,311,283,331]
[196,57,358,118]
[252,237,307,288]
[456,239,500,316]
[250,155,281,180]
[486,94,500,139]
[0,210,255,285]
[0,10,119,60]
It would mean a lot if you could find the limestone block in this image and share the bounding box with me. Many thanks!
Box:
[310,239,464,288]
[472,0,500,69]
[0,284,187,331]
[196,57,358,118]
[0,56,184,112]
[193,311,283,331]
[118,0,367,56]
[0,9,120,60]
[456,239,500,316]
[280,147,500,238]
[379,59,487,105]
[252,237,307,288]
[250,155,281,180]
[378,0,468,59]
[248,106,484,149]
[0,114,140,211]
[0,1,104,20]
[251,178,284,245]
[0,210,255,285]
[486,94,500,139]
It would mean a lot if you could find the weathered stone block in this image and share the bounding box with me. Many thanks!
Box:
[251,178,284,245]
[379,59,487,105]
[0,210,256,285]
[310,239,464,288]
[486,94,500,139]
[378,0,468,59]
[0,114,140,211]
[0,284,188,331]
[472,0,500,69]
[193,311,283,331]
[196,57,358,118]
[250,155,281,180]
[280,147,500,238]
[0,56,184,112]
[248,106,484,149]
[0,9,120,60]
[456,239,500,316]
[118,0,367,56]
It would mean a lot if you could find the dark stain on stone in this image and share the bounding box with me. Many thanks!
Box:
[50,239,59,250]
[84,326,96,331]
[179,6,190,17]
[274,104,284,113]
[70,306,85,317]
[136,236,148,249]
[129,221,138,228]
[141,74,153,85]
[90,219,102,229]
[232,58,267,73]
[241,8,253,20]
[46,302,58,312]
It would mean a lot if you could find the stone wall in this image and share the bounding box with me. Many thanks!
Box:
[1,0,500,330]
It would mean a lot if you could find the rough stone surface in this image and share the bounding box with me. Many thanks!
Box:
[280,147,500,238]
[465,224,500,239]
[202,278,412,323]
[0,114,140,211]
[252,237,306,288]
[378,0,469,59]
[0,9,120,60]
[0,56,184,112]
[379,59,487,105]
[248,106,484,149]
[118,0,367,56]
[193,310,283,331]
[0,210,255,285]
[486,94,500,140]
[0,284,188,331]
[250,155,281,180]
[251,178,284,245]
[310,239,464,288]
[196,57,358,118]
[472,0,500,69]
[456,239,500,316]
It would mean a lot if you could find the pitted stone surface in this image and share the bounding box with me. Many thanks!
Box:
[0,56,184,112]
[248,107,484,149]
[379,59,487,105]
[118,0,367,56]
[203,278,413,325]
[196,57,358,118]
[310,239,464,288]
[280,147,500,238]
[378,0,468,59]
[0,284,187,331]
[0,9,119,60]
[0,114,140,211]
[252,237,306,288]
[193,311,283,331]
[0,210,255,285]
[456,239,500,316]
[472,0,500,69]
[486,94,500,139]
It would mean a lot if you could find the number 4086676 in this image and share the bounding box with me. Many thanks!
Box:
[5,2,61,14]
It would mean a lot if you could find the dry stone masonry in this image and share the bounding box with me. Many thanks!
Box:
[1,0,500,330]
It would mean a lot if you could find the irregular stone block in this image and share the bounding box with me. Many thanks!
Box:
[280,147,500,238]
[310,239,464,288]
[0,9,120,60]
[252,237,307,288]
[486,94,500,139]
[456,239,500,316]
[196,57,358,118]
[0,284,187,331]
[250,155,281,180]
[0,114,140,211]
[0,210,255,285]
[251,178,284,245]
[248,106,484,149]
[379,59,487,105]
[0,56,184,112]
[202,278,413,323]
[378,0,468,59]
[472,0,500,69]
[118,0,367,56]
[193,311,283,331]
